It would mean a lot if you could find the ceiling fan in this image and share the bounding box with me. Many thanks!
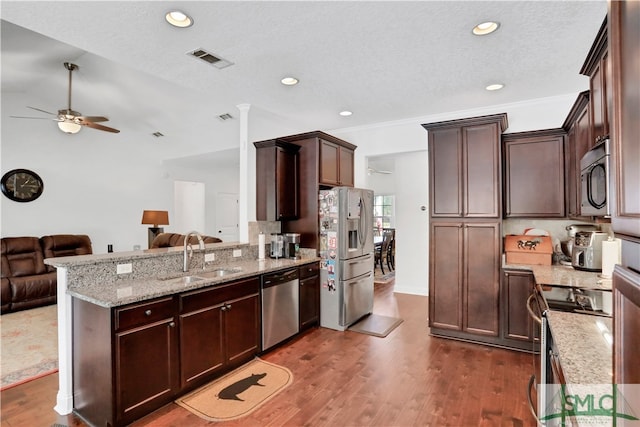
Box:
[10,62,120,134]
[367,167,393,175]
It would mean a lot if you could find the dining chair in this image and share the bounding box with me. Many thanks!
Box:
[375,230,394,274]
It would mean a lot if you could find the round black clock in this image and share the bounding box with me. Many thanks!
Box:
[1,169,44,202]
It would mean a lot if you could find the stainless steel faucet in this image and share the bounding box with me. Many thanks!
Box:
[183,231,205,272]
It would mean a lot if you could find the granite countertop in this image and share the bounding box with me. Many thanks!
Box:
[503,258,612,291]
[68,257,320,308]
[546,310,613,384]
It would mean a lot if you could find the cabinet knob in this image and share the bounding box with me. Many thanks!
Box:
[169,322,175,328]
[226,304,232,310]
[221,306,227,311]
[145,310,152,316]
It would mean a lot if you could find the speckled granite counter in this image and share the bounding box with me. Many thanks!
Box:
[503,258,612,291]
[67,257,319,308]
[546,310,613,384]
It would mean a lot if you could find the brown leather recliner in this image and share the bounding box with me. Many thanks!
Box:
[41,234,93,272]
[150,233,222,248]
[1,234,93,314]
[1,237,56,313]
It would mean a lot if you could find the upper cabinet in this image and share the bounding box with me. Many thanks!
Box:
[254,140,300,221]
[423,114,508,218]
[563,91,591,219]
[319,139,354,187]
[580,18,610,146]
[609,1,640,239]
[502,129,566,218]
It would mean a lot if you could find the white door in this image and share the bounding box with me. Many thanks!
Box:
[215,193,239,242]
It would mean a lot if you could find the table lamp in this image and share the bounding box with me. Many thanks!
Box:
[141,210,169,248]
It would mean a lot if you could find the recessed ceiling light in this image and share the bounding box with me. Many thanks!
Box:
[166,10,193,28]
[339,111,353,117]
[281,77,299,86]
[486,83,504,91]
[472,21,500,36]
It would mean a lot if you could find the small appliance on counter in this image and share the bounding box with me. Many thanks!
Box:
[270,233,284,258]
[283,233,301,259]
[571,231,609,272]
[559,224,600,265]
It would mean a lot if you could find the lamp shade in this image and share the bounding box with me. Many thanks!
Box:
[141,210,169,227]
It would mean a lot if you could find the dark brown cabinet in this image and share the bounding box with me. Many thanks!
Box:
[255,140,300,221]
[429,221,501,338]
[502,129,566,218]
[501,269,539,351]
[254,131,356,250]
[610,0,640,239]
[424,114,507,218]
[563,91,591,219]
[580,18,609,145]
[612,265,640,387]
[298,262,320,330]
[178,277,259,391]
[319,139,354,187]
[72,277,260,427]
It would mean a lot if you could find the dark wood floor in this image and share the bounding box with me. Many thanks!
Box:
[1,281,537,427]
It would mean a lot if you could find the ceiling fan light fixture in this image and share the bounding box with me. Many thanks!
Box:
[58,121,82,134]
[166,10,193,28]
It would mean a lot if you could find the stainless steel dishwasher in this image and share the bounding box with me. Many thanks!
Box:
[261,268,299,351]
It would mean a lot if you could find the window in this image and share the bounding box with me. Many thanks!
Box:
[373,195,395,234]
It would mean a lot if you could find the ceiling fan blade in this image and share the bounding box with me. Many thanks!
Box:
[77,116,109,123]
[82,121,120,133]
[27,106,56,115]
[10,115,59,121]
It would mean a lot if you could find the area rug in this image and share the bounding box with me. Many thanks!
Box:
[0,304,58,389]
[374,271,395,285]
[175,358,293,422]
[348,314,403,338]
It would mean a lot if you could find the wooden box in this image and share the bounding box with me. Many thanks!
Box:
[504,235,553,265]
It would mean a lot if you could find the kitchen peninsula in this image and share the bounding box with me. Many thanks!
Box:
[45,241,319,426]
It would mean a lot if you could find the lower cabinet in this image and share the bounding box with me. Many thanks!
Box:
[299,262,320,330]
[179,278,259,391]
[501,269,539,351]
[72,277,260,427]
[429,221,501,341]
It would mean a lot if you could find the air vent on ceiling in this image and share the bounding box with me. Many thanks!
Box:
[188,48,233,69]
[218,113,233,121]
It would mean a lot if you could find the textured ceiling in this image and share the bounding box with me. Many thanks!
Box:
[1,1,608,159]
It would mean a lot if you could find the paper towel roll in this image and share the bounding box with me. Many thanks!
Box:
[258,233,265,260]
[601,237,621,279]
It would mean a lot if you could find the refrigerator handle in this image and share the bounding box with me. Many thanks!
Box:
[359,197,366,247]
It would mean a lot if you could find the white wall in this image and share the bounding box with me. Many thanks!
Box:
[332,92,585,295]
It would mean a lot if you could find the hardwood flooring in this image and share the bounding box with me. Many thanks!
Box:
[0,281,537,427]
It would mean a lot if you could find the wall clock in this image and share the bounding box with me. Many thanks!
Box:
[1,169,44,202]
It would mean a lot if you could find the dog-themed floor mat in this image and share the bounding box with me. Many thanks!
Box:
[175,358,293,422]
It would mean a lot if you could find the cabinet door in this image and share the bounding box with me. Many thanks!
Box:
[179,304,225,389]
[319,140,340,186]
[463,124,501,217]
[299,275,319,330]
[502,270,535,343]
[613,265,640,386]
[224,293,260,367]
[503,133,566,218]
[463,222,500,336]
[568,103,591,217]
[115,317,177,425]
[339,146,354,187]
[590,54,609,143]
[429,222,463,330]
[276,147,298,219]
[429,127,463,217]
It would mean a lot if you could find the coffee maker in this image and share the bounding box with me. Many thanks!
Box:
[284,233,300,259]
[571,231,608,272]
[270,234,284,258]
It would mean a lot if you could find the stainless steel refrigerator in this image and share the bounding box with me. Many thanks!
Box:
[319,187,375,331]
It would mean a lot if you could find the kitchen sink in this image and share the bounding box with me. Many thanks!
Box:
[200,267,243,278]
[168,275,205,284]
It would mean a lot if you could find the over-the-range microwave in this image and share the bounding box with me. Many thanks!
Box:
[580,138,610,217]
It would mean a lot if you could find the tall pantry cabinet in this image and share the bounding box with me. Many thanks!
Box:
[422,114,508,345]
